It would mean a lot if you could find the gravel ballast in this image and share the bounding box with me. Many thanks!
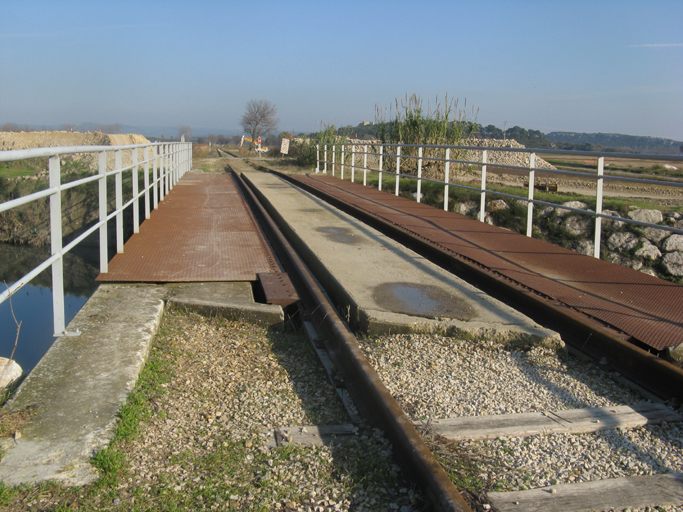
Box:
[116,310,424,512]
[358,334,683,511]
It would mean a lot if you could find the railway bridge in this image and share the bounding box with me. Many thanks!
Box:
[1,142,683,511]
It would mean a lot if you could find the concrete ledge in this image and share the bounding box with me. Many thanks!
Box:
[166,282,284,326]
[0,280,286,487]
[168,298,284,326]
[0,284,165,486]
[362,309,564,349]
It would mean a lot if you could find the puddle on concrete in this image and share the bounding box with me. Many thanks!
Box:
[316,226,358,244]
[373,282,473,320]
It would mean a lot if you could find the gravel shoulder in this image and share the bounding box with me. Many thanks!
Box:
[3,310,425,511]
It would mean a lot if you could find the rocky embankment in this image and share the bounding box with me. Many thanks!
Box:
[454,199,683,279]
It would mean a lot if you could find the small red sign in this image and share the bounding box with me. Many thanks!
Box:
[258,137,262,144]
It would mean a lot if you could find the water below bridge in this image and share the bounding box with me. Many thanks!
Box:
[0,230,118,374]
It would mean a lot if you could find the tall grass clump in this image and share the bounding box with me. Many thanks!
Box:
[375,94,478,180]
[292,123,340,168]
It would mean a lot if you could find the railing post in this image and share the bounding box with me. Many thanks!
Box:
[594,156,605,258]
[49,155,66,336]
[132,147,139,234]
[479,150,487,222]
[144,146,150,219]
[175,144,179,184]
[98,151,108,274]
[444,148,450,211]
[416,146,423,203]
[160,144,166,201]
[169,145,175,190]
[341,144,345,180]
[115,149,124,253]
[153,145,159,209]
[318,144,320,174]
[332,145,336,177]
[378,145,383,191]
[176,144,179,183]
[324,144,328,174]
[526,153,536,237]
[395,145,401,196]
[161,144,167,197]
[167,143,171,193]
[351,144,356,183]
[363,145,368,186]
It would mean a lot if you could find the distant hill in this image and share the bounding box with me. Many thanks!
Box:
[546,132,683,155]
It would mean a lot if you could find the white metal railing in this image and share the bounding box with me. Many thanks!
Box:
[0,141,192,336]
[316,142,683,259]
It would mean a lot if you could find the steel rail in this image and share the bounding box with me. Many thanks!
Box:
[232,170,472,512]
[274,171,683,405]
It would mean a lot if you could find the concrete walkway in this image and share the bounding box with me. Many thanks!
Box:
[242,170,560,346]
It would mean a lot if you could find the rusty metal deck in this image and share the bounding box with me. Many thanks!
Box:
[289,173,683,352]
[97,173,280,283]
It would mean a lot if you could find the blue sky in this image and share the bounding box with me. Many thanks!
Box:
[1,0,682,139]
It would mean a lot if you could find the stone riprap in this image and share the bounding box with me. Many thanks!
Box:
[454,199,683,279]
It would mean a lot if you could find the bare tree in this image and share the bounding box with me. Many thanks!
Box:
[1,123,21,132]
[99,123,123,134]
[240,100,278,146]
[177,124,192,141]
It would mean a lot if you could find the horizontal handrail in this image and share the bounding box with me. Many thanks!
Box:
[0,142,165,162]
[0,141,193,336]
[321,141,683,162]
[316,142,683,265]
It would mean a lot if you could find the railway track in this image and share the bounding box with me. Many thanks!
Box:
[229,159,683,512]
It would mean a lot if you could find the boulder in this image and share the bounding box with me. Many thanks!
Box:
[666,343,683,367]
[563,216,593,236]
[628,208,663,225]
[455,201,478,217]
[557,201,588,217]
[641,226,669,244]
[601,210,625,229]
[607,232,639,252]
[639,268,659,278]
[488,199,509,211]
[539,206,555,218]
[572,240,594,256]
[662,234,683,252]
[0,358,22,388]
[606,252,643,270]
[634,239,661,261]
[661,251,683,276]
